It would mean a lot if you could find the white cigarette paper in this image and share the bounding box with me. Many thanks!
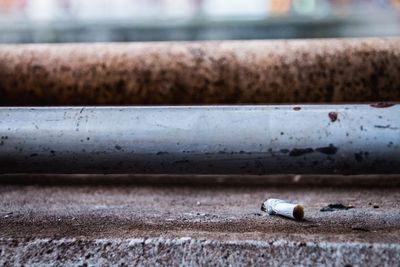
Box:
[261,198,304,220]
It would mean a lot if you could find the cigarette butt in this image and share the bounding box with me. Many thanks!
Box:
[261,198,304,220]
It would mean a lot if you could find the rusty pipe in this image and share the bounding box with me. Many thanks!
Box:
[0,104,399,174]
[0,38,400,106]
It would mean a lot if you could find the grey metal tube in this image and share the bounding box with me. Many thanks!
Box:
[0,104,399,174]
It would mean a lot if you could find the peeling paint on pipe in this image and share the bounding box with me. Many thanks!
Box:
[1,38,400,105]
[0,104,399,174]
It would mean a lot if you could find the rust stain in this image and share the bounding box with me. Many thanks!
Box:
[370,102,395,108]
[328,112,338,122]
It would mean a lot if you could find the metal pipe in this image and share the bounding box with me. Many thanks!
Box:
[1,38,400,106]
[0,104,399,174]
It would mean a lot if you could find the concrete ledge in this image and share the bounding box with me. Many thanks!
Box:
[1,238,399,266]
[2,174,400,187]
[0,182,399,265]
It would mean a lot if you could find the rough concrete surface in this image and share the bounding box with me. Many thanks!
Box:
[1,38,400,105]
[0,180,399,266]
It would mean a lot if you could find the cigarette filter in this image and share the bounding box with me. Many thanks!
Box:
[261,198,304,220]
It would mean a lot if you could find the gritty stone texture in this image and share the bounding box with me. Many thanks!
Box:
[0,180,399,265]
[0,38,400,105]
[1,238,399,266]
[2,173,400,187]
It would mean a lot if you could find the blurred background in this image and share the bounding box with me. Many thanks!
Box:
[0,0,399,43]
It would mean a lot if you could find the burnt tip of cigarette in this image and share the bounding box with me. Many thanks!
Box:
[293,205,304,220]
[261,203,266,212]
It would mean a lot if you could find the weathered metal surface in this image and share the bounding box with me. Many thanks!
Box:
[0,184,399,265]
[0,104,399,174]
[0,38,400,105]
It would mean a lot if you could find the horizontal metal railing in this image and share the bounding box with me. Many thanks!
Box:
[0,104,398,174]
[0,38,399,106]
